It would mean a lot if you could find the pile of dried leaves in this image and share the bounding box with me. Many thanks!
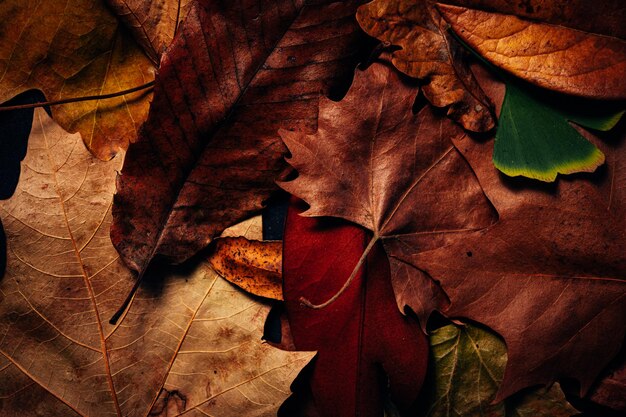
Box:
[0,0,624,416]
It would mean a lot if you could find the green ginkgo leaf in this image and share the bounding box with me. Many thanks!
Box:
[494,82,623,182]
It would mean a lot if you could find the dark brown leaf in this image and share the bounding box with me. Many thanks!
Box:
[111,0,369,278]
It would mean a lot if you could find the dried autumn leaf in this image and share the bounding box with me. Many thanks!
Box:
[279,61,497,321]
[112,0,370,277]
[282,198,429,417]
[425,323,578,417]
[439,3,626,99]
[208,237,283,300]
[403,107,626,398]
[280,60,626,400]
[0,0,157,160]
[0,109,312,416]
[356,0,495,132]
[106,0,193,62]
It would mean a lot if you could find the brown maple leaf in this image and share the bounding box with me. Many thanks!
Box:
[278,59,626,400]
[111,0,370,294]
[0,109,312,417]
[279,60,497,321]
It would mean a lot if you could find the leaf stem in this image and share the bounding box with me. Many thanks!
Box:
[299,234,379,309]
[0,81,155,112]
[109,271,145,325]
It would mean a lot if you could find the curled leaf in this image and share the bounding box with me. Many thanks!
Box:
[209,237,283,301]
[356,0,495,131]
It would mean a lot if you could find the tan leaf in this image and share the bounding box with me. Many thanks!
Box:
[0,0,156,160]
[0,109,312,417]
[356,0,495,132]
[438,3,626,99]
[209,237,283,301]
[106,0,193,62]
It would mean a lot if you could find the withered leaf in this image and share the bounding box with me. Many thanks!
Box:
[112,0,370,278]
[438,3,626,99]
[413,129,626,400]
[356,0,495,132]
[106,0,193,62]
[0,109,312,417]
[280,60,626,400]
[279,61,497,321]
[425,323,578,417]
[0,0,156,160]
[208,236,283,301]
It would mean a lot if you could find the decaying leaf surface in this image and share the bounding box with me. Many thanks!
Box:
[208,237,283,300]
[112,0,370,277]
[412,128,626,400]
[425,323,577,417]
[438,3,626,99]
[280,60,626,400]
[0,109,312,417]
[0,0,156,160]
[282,198,429,417]
[106,0,193,62]
[356,0,495,132]
[279,61,497,322]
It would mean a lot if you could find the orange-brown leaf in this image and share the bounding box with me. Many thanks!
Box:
[438,3,626,99]
[106,0,193,62]
[209,237,283,301]
[356,0,495,132]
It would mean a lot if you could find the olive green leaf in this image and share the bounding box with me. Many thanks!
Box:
[425,323,578,417]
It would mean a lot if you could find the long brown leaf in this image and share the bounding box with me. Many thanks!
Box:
[111,0,369,280]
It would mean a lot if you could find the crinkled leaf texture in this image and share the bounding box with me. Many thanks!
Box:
[0,109,312,417]
[280,60,626,400]
[356,0,495,132]
[0,0,155,160]
[112,0,370,280]
[438,2,626,99]
[279,60,498,323]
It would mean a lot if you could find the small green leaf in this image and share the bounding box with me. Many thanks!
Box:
[495,82,607,182]
[424,323,578,417]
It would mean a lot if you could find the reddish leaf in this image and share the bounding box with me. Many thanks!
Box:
[279,59,626,400]
[410,122,626,399]
[111,0,369,276]
[282,198,429,417]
